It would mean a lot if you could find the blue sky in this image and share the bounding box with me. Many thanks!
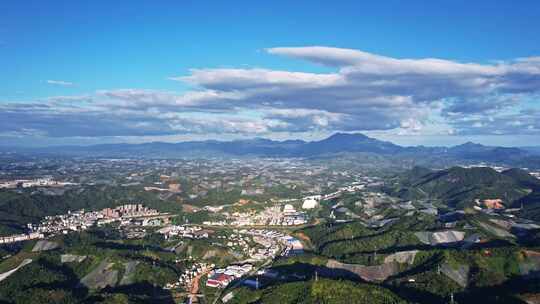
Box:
[1,0,540,146]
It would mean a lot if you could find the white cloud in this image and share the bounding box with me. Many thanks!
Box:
[5,46,540,140]
[177,68,343,89]
[46,80,74,87]
[268,46,500,74]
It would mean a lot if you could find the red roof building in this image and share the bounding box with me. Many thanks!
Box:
[206,273,233,288]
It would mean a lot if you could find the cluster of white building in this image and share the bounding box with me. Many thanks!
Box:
[101,204,159,219]
[239,229,304,258]
[321,183,366,201]
[0,177,76,189]
[200,181,370,228]
[212,230,281,262]
[0,232,44,244]
[28,204,165,237]
[30,209,101,236]
[157,225,209,239]
[204,204,308,227]
[247,234,281,261]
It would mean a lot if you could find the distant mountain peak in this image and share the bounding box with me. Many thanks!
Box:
[322,132,369,141]
[456,141,485,148]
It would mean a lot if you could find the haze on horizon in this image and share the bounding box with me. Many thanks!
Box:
[1,1,540,147]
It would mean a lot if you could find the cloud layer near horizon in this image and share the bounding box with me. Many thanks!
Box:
[2,46,540,141]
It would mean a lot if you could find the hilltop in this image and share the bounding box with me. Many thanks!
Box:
[390,166,540,208]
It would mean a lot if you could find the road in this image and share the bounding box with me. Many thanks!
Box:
[186,268,211,304]
[0,259,32,282]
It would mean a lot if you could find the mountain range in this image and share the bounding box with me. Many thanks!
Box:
[3,133,540,168]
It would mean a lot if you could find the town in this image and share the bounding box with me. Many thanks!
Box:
[0,154,540,304]
[23,204,170,240]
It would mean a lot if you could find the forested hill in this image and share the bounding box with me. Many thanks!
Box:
[389,166,540,208]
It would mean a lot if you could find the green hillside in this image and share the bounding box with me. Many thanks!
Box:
[227,278,407,304]
[391,167,535,208]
